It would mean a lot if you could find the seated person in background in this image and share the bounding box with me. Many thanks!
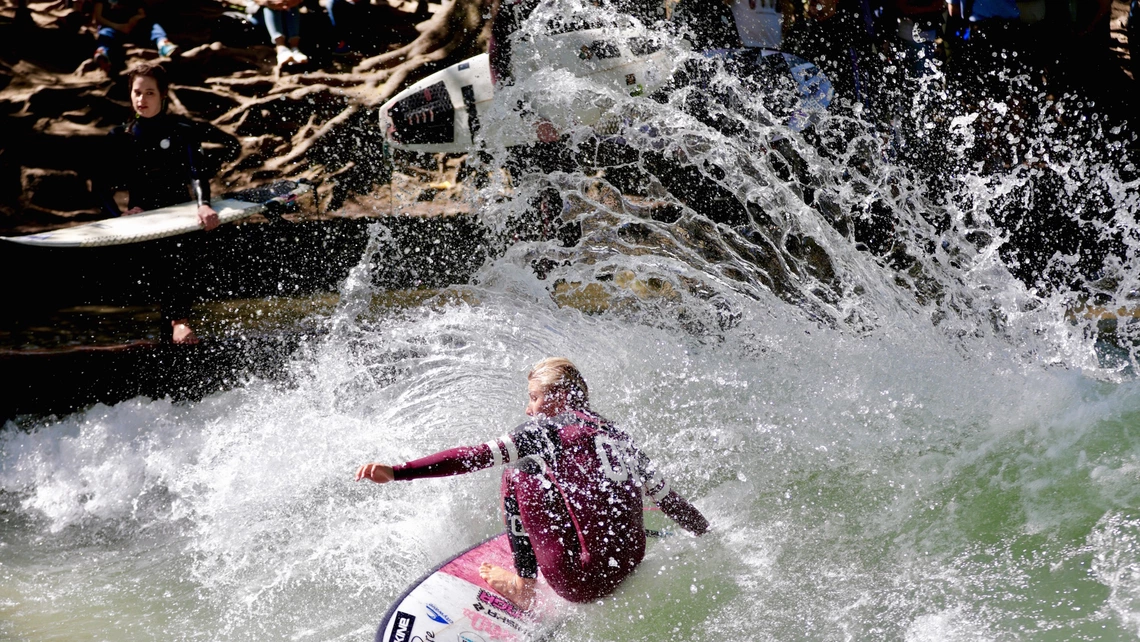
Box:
[944,0,1022,90]
[323,0,367,55]
[92,0,178,74]
[95,63,220,344]
[356,357,709,609]
[59,0,94,33]
[251,0,309,67]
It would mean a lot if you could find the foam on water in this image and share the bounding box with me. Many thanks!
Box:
[4,284,1140,640]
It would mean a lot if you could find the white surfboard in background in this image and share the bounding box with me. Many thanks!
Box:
[378,28,678,154]
[2,180,311,248]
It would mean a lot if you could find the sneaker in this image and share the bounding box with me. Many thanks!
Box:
[157,38,178,57]
[289,47,309,65]
[276,45,294,66]
[93,46,110,72]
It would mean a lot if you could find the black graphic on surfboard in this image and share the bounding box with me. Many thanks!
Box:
[388,81,456,146]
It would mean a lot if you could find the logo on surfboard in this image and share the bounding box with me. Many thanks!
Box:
[425,603,452,624]
[388,611,416,642]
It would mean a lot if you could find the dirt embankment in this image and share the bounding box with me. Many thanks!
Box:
[0,0,487,236]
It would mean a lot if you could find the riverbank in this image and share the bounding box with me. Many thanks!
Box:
[0,0,484,235]
[3,0,1136,423]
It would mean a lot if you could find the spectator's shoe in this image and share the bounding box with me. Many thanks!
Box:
[276,46,294,66]
[93,46,111,73]
[157,39,178,57]
[333,40,351,55]
[289,48,309,65]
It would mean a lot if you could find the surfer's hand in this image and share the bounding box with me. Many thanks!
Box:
[198,205,220,231]
[123,207,144,216]
[355,463,394,484]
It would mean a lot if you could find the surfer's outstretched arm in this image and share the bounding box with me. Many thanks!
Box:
[632,449,709,535]
[355,438,515,484]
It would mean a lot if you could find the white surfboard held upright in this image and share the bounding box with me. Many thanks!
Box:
[378,28,677,155]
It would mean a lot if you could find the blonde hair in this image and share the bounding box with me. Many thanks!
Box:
[528,357,589,410]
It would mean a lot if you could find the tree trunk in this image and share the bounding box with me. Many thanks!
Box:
[356,0,492,99]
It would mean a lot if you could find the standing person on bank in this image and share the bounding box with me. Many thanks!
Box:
[96,62,220,344]
[355,357,709,609]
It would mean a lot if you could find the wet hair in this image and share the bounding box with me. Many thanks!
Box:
[127,62,170,98]
[528,357,589,410]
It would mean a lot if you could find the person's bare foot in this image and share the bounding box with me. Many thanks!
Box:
[171,320,199,345]
[479,563,536,610]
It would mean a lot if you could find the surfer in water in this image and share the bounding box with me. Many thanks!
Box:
[355,357,709,608]
[96,62,219,344]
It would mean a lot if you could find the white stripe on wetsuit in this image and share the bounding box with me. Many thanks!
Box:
[501,434,519,463]
[483,435,520,467]
[483,441,503,467]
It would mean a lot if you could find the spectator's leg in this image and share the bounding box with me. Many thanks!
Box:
[156,248,198,344]
[325,0,346,52]
[263,7,287,47]
[284,8,301,48]
[149,21,164,45]
[324,0,341,33]
[244,5,261,29]
[284,8,306,63]
[149,21,177,57]
[95,26,120,72]
[325,0,362,52]
[263,7,295,65]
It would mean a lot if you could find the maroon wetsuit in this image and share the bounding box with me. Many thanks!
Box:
[392,409,708,602]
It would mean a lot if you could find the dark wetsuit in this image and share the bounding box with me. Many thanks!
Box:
[96,113,214,326]
[393,409,708,602]
[100,114,213,216]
